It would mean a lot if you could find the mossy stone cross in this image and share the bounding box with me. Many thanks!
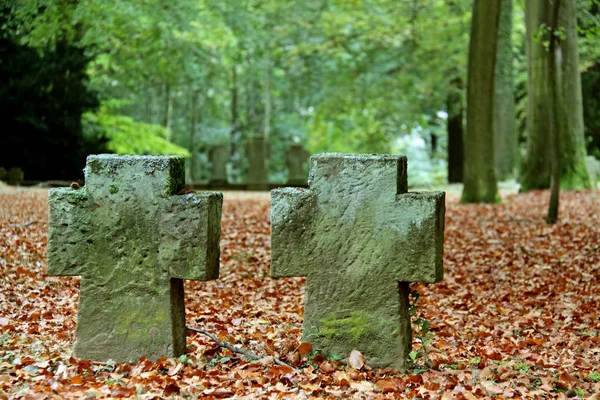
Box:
[47,155,222,362]
[270,153,445,370]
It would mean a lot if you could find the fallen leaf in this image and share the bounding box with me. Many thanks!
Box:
[110,386,136,398]
[298,342,312,355]
[348,350,365,370]
[258,356,274,366]
[350,380,375,392]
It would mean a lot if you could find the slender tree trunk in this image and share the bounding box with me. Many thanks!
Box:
[493,0,517,181]
[150,84,159,126]
[188,90,199,182]
[522,0,590,191]
[162,83,173,140]
[264,56,271,140]
[547,1,561,223]
[447,78,464,183]
[230,65,239,156]
[461,0,501,203]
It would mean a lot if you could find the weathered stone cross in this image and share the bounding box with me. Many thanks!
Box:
[270,154,445,370]
[47,155,222,362]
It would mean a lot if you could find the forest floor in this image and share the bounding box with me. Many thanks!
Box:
[0,187,599,399]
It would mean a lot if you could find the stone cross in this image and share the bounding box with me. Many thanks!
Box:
[245,136,269,190]
[286,144,310,186]
[270,154,445,370]
[209,144,229,185]
[47,155,222,362]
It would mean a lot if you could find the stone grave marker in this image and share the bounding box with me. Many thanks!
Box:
[245,136,269,190]
[270,153,445,370]
[47,154,222,362]
[6,167,24,186]
[209,144,229,185]
[286,144,310,186]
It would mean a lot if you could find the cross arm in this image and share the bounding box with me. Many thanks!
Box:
[270,187,316,277]
[47,188,93,276]
[390,191,445,283]
[159,192,222,281]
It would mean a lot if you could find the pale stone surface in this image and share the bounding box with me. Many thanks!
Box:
[270,153,445,370]
[245,136,269,190]
[286,144,310,186]
[209,144,229,184]
[586,156,599,189]
[47,154,222,362]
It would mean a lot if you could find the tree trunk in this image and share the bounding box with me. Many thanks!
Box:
[188,90,199,182]
[493,0,517,181]
[162,83,173,140]
[263,56,271,140]
[230,65,239,182]
[461,0,501,203]
[521,0,591,191]
[547,1,561,224]
[447,78,464,183]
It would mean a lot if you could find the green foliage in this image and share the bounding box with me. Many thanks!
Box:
[0,5,103,180]
[5,0,599,184]
[83,102,189,156]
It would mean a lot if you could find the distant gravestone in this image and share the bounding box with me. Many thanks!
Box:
[47,155,222,362]
[286,144,310,186]
[245,136,269,190]
[270,154,445,371]
[209,144,229,185]
[6,167,24,186]
[586,156,599,189]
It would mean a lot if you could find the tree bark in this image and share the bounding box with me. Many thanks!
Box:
[162,83,173,141]
[521,0,591,191]
[447,78,464,183]
[547,1,561,224]
[230,65,239,181]
[461,0,501,203]
[188,90,199,182]
[263,56,271,140]
[493,0,517,181]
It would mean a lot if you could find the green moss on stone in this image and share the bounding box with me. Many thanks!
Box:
[319,311,379,346]
[165,157,185,195]
[109,185,119,194]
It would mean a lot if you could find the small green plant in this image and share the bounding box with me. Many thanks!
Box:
[469,357,481,366]
[590,372,600,382]
[515,361,530,374]
[408,290,435,368]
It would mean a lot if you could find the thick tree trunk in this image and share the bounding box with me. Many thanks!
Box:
[447,78,464,183]
[461,0,501,203]
[521,0,591,191]
[493,0,517,181]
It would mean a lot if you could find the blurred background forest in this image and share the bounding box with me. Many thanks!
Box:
[0,0,599,191]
